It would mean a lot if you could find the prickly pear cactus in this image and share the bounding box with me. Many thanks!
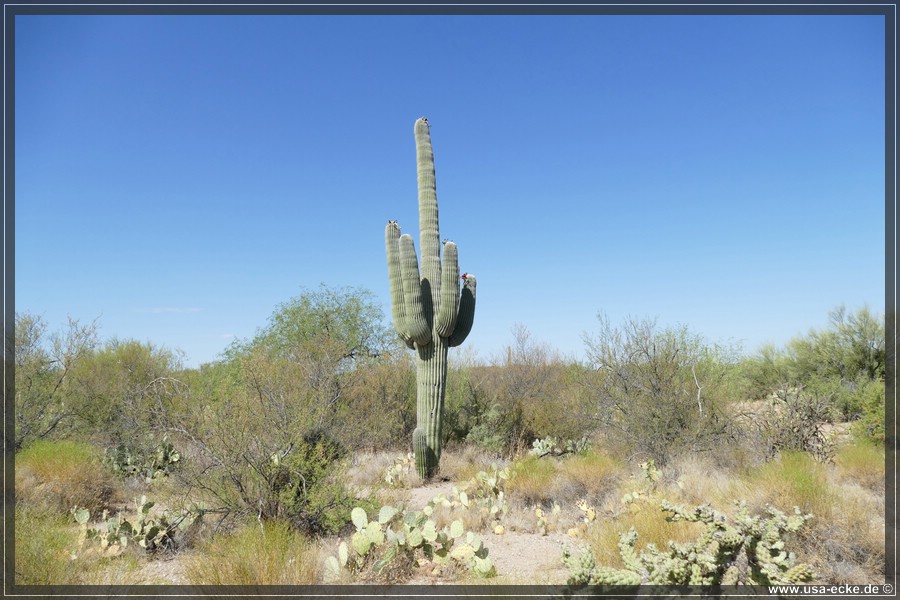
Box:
[325,502,496,582]
[385,117,477,480]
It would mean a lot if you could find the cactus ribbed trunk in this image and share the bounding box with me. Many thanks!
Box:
[413,336,448,477]
[385,117,477,480]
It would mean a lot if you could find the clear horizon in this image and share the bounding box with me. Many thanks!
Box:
[14,14,886,368]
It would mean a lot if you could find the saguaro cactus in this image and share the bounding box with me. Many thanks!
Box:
[385,117,477,480]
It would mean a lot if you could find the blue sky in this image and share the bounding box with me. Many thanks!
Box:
[14,14,886,367]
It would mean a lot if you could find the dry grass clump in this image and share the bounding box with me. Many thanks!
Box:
[15,439,118,514]
[15,504,87,585]
[663,452,737,507]
[554,450,623,503]
[737,451,835,521]
[437,444,502,483]
[185,519,323,584]
[345,450,409,489]
[721,447,885,584]
[833,439,885,492]
[505,455,559,505]
[808,488,885,583]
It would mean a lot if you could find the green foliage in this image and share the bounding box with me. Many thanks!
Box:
[582,314,741,465]
[464,401,513,454]
[562,500,814,586]
[338,348,416,451]
[325,502,496,583]
[851,379,886,443]
[787,305,884,383]
[47,338,189,465]
[243,283,393,365]
[273,430,368,536]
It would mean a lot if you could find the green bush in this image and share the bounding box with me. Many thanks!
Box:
[274,430,372,536]
[851,379,885,443]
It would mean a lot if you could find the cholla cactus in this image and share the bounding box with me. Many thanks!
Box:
[385,117,477,480]
[561,499,814,586]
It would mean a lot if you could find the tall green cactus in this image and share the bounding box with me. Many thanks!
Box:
[385,117,477,480]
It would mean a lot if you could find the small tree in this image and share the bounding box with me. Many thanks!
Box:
[171,285,390,533]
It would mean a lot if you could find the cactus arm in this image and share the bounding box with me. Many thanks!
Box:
[435,242,460,337]
[448,274,476,348]
[398,234,432,346]
[385,222,413,345]
[415,118,442,319]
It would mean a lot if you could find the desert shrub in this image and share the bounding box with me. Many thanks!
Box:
[15,439,116,513]
[275,430,376,536]
[581,314,741,465]
[337,348,415,451]
[758,385,835,462]
[170,286,391,534]
[185,519,322,585]
[463,400,517,455]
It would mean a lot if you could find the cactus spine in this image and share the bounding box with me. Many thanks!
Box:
[385,117,476,480]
